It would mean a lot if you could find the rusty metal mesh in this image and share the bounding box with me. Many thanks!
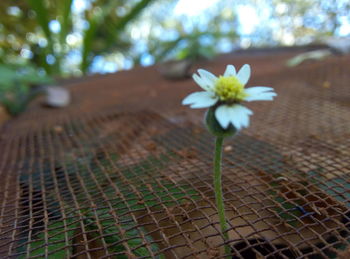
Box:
[0,50,350,258]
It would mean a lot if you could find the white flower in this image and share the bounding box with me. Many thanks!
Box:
[182,64,277,130]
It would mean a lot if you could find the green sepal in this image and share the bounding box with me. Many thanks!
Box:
[205,106,237,137]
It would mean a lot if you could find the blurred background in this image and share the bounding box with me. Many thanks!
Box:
[0,0,349,115]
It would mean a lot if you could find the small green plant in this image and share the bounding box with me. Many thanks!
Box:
[0,64,53,115]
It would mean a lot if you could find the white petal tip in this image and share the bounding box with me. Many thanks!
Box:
[237,64,251,85]
[224,64,236,77]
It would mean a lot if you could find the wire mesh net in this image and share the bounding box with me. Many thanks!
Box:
[0,49,349,258]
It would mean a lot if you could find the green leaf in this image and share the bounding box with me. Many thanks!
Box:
[114,0,155,33]
[27,0,61,75]
[81,0,155,73]
[81,17,99,73]
[84,208,165,258]
[58,0,73,45]
[27,0,52,43]
[82,153,197,258]
[18,217,77,258]
[0,63,54,115]
[0,64,18,89]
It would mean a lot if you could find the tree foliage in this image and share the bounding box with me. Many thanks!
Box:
[0,0,348,77]
[0,0,156,76]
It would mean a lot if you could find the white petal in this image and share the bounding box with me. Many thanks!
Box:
[244,87,277,102]
[193,74,211,91]
[215,105,231,129]
[230,107,244,128]
[237,64,251,85]
[182,91,218,108]
[197,69,217,89]
[228,105,253,130]
[216,104,253,130]
[244,92,277,102]
[223,65,236,77]
[244,86,274,95]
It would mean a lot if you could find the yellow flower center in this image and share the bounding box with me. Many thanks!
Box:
[214,76,247,102]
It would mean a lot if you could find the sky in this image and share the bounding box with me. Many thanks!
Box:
[174,0,259,35]
[174,0,220,16]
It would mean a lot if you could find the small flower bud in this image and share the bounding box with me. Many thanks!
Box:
[205,106,236,137]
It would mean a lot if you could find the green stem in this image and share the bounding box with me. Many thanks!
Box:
[214,136,231,257]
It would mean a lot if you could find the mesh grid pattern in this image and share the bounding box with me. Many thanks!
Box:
[0,49,349,258]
